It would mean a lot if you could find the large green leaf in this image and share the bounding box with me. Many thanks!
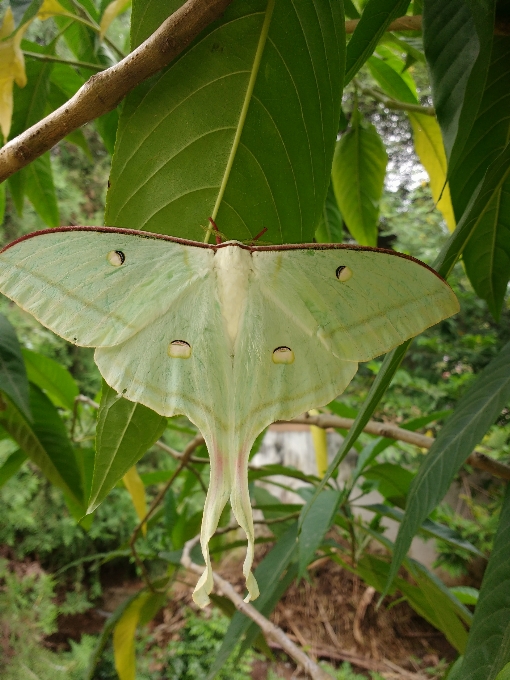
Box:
[0,314,31,420]
[22,349,78,411]
[458,484,510,680]
[344,0,411,84]
[331,111,387,246]
[24,153,60,227]
[315,181,343,243]
[298,489,340,578]
[0,385,83,506]
[387,342,510,592]
[105,0,345,243]
[423,0,496,170]
[449,37,510,319]
[88,382,167,512]
[208,522,298,678]
[8,54,53,217]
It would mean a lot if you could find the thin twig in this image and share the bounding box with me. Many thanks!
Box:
[346,14,510,36]
[129,434,204,592]
[290,414,510,481]
[0,0,233,182]
[358,84,435,116]
[181,537,334,680]
[23,51,105,71]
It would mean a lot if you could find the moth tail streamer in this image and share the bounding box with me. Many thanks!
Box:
[192,435,259,608]
[229,444,260,603]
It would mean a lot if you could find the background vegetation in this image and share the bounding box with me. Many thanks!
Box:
[0,0,509,679]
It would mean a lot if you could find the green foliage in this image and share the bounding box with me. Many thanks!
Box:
[106,0,345,243]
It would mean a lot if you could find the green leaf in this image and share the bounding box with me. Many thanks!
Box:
[423,0,496,169]
[450,586,479,606]
[88,381,167,512]
[388,342,510,594]
[106,0,345,244]
[10,0,43,26]
[24,152,59,227]
[0,448,26,487]
[435,141,510,279]
[368,55,418,103]
[458,484,510,679]
[462,174,510,319]
[332,112,388,246]
[0,314,32,420]
[362,463,414,506]
[344,0,411,84]
[298,489,340,578]
[362,503,483,558]
[209,522,298,678]
[0,182,5,225]
[8,55,53,214]
[495,663,510,680]
[315,181,343,243]
[22,349,79,411]
[0,385,83,506]
[113,590,153,680]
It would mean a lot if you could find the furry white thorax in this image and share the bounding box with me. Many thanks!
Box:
[214,244,252,347]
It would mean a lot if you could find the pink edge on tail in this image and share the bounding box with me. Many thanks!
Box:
[193,443,230,608]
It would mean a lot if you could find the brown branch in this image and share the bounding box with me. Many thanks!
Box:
[181,537,334,680]
[346,13,510,36]
[290,414,510,482]
[0,0,233,183]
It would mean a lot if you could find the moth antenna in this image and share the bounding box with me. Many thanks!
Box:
[208,217,223,244]
[252,227,268,242]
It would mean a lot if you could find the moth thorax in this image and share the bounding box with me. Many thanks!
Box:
[214,245,251,345]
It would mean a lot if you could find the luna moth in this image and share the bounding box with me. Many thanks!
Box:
[0,226,459,607]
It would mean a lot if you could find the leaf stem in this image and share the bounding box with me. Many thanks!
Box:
[205,0,275,242]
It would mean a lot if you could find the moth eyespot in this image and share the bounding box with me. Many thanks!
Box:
[168,340,192,359]
[336,265,352,281]
[272,346,294,364]
[107,250,125,266]
[122,388,127,394]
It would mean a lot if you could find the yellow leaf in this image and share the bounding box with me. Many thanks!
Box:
[100,0,131,39]
[113,591,152,680]
[309,409,328,478]
[123,465,147,536]
[37,0,70,21]
[0,8,28,143]
[409,113,456,232]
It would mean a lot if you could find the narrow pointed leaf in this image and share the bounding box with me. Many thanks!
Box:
[423,0,496,169]
[298,489,340,578]
[0,385,83,505]
[113,590,153,680]
[106,0,345,244]
[332,115,388,246]
[458,484,510,680]
[0,448,26,487]
[208,522,298,677]
[388,342,510,593]
[22,348,78,411]
[123,465,147,535]
[0,314,31,420]
[344,0,411,84]
[89,381,167,512]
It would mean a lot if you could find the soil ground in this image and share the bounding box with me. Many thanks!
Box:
[39,554,457,680]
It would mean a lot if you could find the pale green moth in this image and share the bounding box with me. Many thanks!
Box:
[0,226,459,607]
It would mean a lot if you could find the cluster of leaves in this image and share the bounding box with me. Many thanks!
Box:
[0,0,510,679]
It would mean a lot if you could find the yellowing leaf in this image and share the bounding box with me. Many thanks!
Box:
[409,113,456,232]
[123,465,147,536]
[37,0,70,21]
[100,0,131,38]
[113,591,152,680]
[309,409,328,477]
[0,8,28,142]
